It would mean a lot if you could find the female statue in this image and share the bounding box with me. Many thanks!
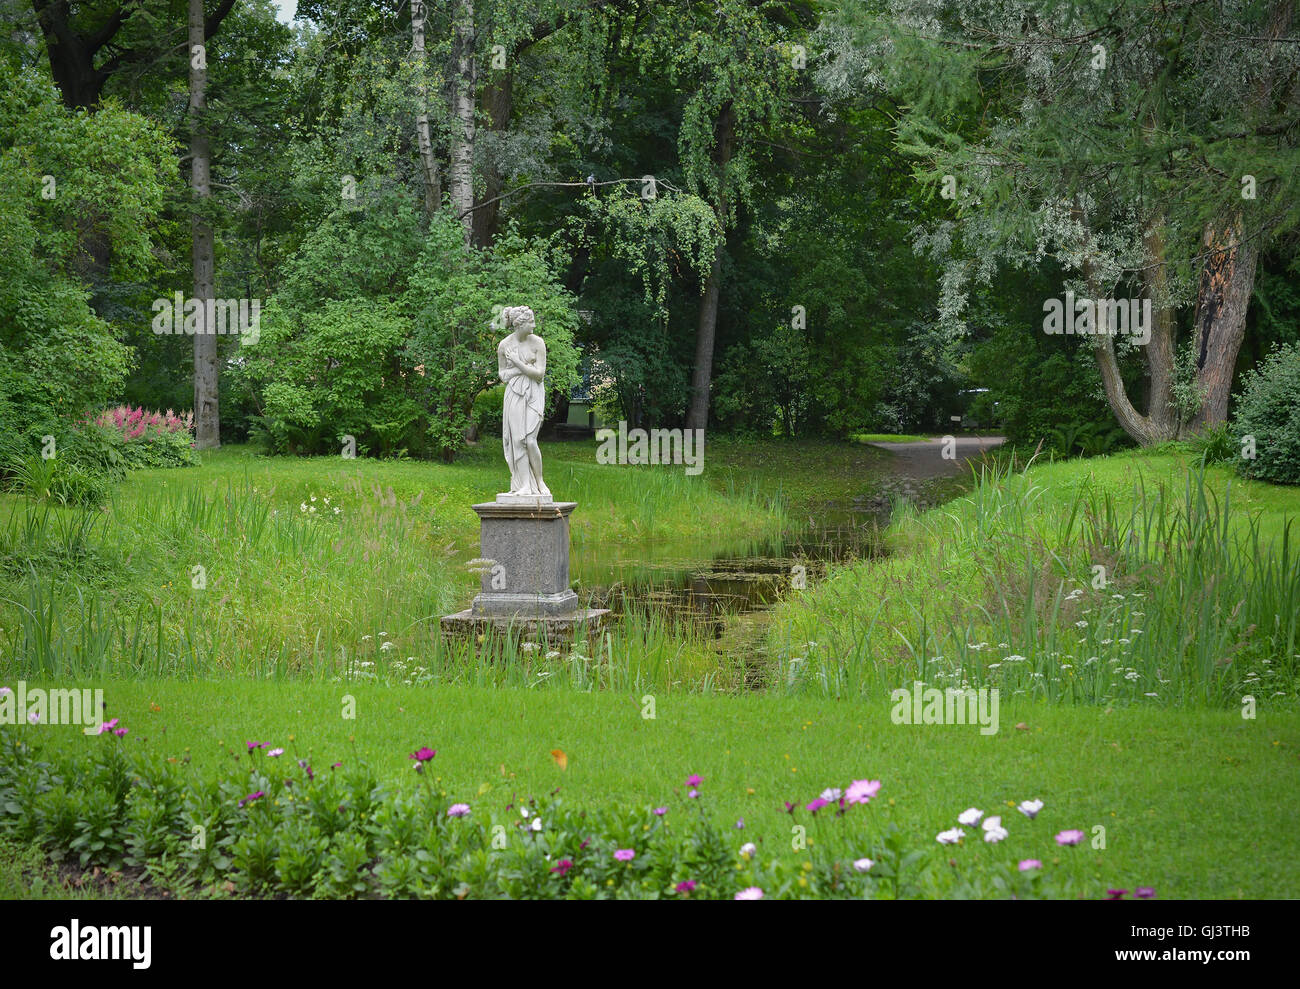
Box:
[497,305,551,499]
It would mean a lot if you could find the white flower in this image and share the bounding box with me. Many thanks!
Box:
[380,641,395,651]
[936,827,965,845]
[520,806,531,818]
[820,788,843,802]
[530,817,542,832]
[983,823,1009,843]
[1017,799,1044,819]
[1075,620,1088,629]
[740,842,757,857]
[852,858,874,873]
[958,807,983,827]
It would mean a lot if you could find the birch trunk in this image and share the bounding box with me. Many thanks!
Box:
[190,0,220,450]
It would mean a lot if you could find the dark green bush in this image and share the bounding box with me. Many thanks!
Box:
[1234,343,1300,485]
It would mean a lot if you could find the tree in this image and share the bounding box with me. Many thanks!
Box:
[825,0,1300,443]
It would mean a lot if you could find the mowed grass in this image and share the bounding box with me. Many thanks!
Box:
[16,679,1300,898]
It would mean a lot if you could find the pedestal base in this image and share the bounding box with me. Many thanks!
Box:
[439,607,610,644]
[441,498,607,641]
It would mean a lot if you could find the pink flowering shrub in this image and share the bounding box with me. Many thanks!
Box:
[85,406,199,470]
[94,406,194,443]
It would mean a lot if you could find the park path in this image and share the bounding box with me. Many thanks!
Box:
[862,435,1006,480]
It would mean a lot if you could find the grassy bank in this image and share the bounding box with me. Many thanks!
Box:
[766,451,1300,708]
[5,680,1297,898]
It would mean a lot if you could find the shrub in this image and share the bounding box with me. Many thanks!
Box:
[1233,343,1300,485]
[90,406,199,469]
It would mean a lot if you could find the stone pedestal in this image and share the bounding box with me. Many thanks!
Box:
[440,497,608,641]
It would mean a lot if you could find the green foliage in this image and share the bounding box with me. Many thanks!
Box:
[0,726,1085,899]
[404,213,581,460]
[1234,344,1300,485]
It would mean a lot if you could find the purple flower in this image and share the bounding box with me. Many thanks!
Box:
[113,728,128,737]
[806,798,830,814]
[783,801,796,814]
[239,790,265,808]
[614,849,636,862]
[687,774,703,787]
[734,887,764,900]
[653,807,668,816]
[1018,859,1042,871]
[410,747,437,762]
[1107,889,1128,900]
[331,762,343,769]
[550,859,573,876]
[845,779,882,805]
[447,803,471,818]
[1135,886,1156,899]
[687,789,699,799]
[675,880,697,894]
[735,818,744,829]
[1055,829,1086,846]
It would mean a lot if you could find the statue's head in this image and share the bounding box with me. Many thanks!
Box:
[505,305,536,339]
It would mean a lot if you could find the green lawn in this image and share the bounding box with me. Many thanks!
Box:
[7,679,1298,898]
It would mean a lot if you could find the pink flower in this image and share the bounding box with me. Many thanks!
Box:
[550,859,573,876]
[734,887,764,900]
[96,718,119,735]
[1135,886,1156,899]
[686,774,703,787]
[675,880,697,894]
[239,790,265,808]
[614,849,635,862]
[447,804,471,818]
[1106,889,1127,900]
[845,779,882,805]
[409,747,437,762]
[113,728,128,737]
[653,807,667,816]
[246,741,266,752]
[1018,859,1042,871]
[687,789,699,799]
[266,747,284,758]
[806,798,830,814]
[1055,829,1085,846]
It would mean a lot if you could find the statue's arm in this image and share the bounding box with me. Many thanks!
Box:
[519,339,546,382]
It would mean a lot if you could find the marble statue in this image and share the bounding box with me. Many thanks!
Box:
[497,305,551,500]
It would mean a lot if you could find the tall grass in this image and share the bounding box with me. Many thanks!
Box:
[0,460,769,691]
[769,459,1300,707]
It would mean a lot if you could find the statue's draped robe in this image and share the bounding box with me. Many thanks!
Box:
[501,346,549,496]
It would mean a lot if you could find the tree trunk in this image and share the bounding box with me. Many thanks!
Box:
[410,0,441,221]
[1187,214,1258,433]
[685,103,736,434]
[190,0,219,450]
[471,70,513,248]
[449,0,477,247]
